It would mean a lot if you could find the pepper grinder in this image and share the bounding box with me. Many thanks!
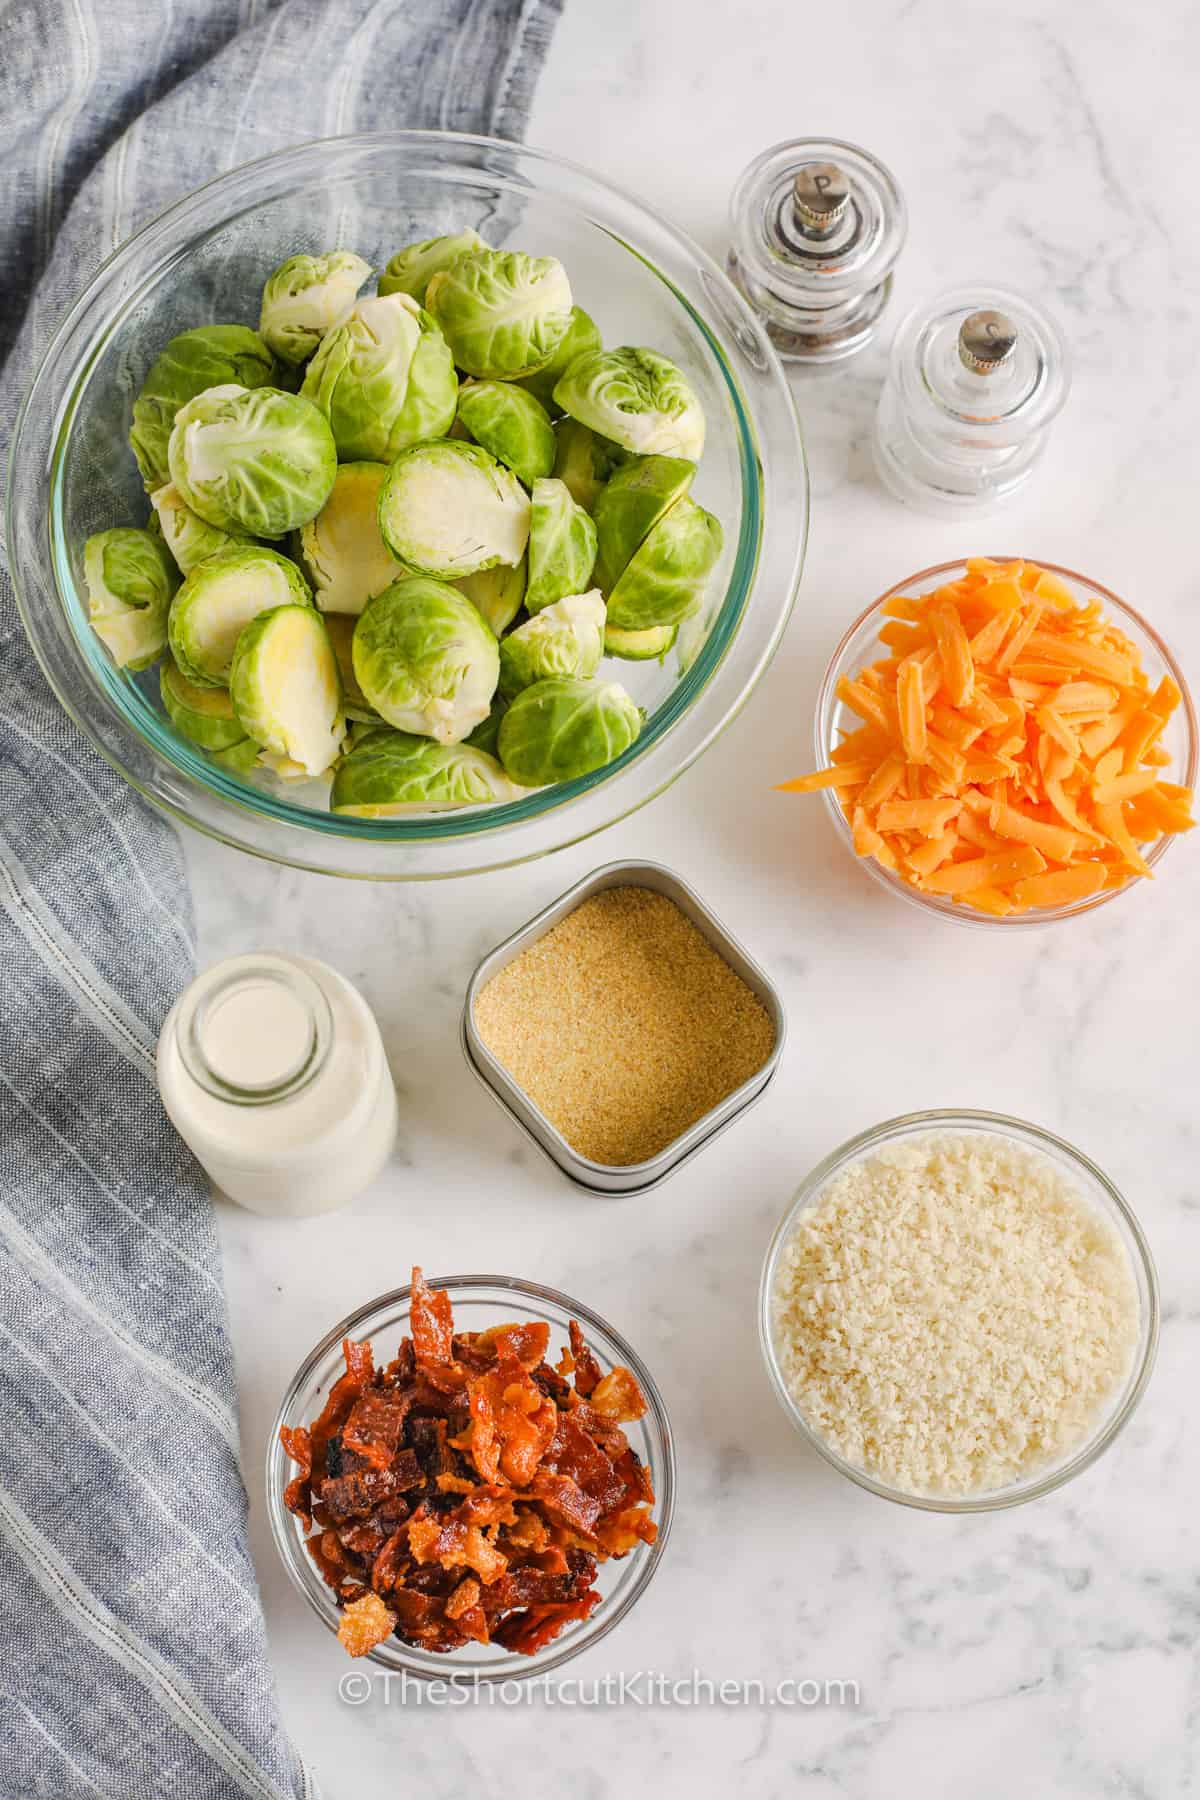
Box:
[873,285,1071,511]
[727,139,907,364]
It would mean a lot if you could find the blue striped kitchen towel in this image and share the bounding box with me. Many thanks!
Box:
[0,3,561,1794]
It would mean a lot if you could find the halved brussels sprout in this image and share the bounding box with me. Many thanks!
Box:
[259,251,372,365]
[554,346,706,462]
[322,612,381,723]
[524,477,598,615]
[167,543,312,686]
[453,559,526,638]
[151,483,244,575]
[300,293,457,461]
[377,230,486,305]
[83,527,178,670]
[129,325,275,490]
[498,677,642,786]
[592,455,695,594]
[603,621,677,661]
[464,699,508,758]
[425,249,573,378]
[456,380,556,488]
[160,654,254,753]
[168,384,337,537]
[514,307,603,413]
[377,441,529,579]
[331,728,521,816]
[498,590,605,697]
[352,577,500,744]
[606,497,723,632]
[298,462,405,614]
[551,417,625,513]
[230,604,345,776]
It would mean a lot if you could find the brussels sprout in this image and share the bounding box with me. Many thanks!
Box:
[300,294,457,461]
[499,590,605,698]
[425,249,573,379]
[322,612,381,723]
[377,441,529,579]
[352,577,499,744]
[258,251,372,365]
[551,417,624,513]
[377,230,486,305]
[498,677,641,786]
[230,604,345,776]
[464,699,507,757]
[167,543,312,686]
[129,325,276,490]
[514,307,602,413]
[554,346,706,462]
[298,462,405,614]
[606,497,723,632]
[151,483,245,574]
[168,384,337,537]
[603,621,677,661]
[592,455,695,594]
[160,654,254,753]
[83,527,178,670]
[453,559,526,638]
[524,477,598,615]
[456,380,556,488]
[212,737,266,774]
[331,728,521,816]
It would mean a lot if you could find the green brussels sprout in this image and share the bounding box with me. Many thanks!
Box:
[592,455,695,594]
[129,325,276,490]
[554,346,706,462]
[258,250,372,365]
[524,476,598,615]
[453,558,526,638]
[167,543,312,686]
[514,307,603,413]
[168,383,337,537]
[377,230,486,305]
[300,293,457,461]
[151,483,245,574]
[425,249,573,379]
[83,527,178,670]
[230,604,345,776]
[456,380,556,488]
[298,462,405,614]
[159,654,255,754]
[603,621,677,661]
[606,497,723,632]
[499,590,605,697]
[212,736,266,774]
[464,698,508,757]
[498,677,642,786]
[322,612,381,723]
[551,417,625,513]
[352,577,500,744]
[331,728,521,816]
[377,441,529,580]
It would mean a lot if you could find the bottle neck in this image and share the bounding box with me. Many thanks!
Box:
[175,954,334,1108]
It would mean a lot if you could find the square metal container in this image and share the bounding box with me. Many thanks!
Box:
[462,860,786,1195]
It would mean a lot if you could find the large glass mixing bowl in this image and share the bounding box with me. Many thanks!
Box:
[8,131,807,879]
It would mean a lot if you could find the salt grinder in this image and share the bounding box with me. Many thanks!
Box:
[873,286,1071,511]
[727,139,907,363]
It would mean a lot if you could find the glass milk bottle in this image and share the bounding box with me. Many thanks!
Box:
[157,952,398,1216]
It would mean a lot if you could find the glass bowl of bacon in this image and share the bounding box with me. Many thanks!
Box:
[268,1269,674,1679]
[782,557,1196,925]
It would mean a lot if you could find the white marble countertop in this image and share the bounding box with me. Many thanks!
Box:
[184,3,1200,1793]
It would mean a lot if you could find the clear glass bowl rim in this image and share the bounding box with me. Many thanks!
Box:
[814,556,1198,927]
[266,1271,676,1681]
[757,1107,1160,1513]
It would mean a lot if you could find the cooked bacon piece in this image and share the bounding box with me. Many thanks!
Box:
[337,1591,397,1657]
[460,1358,557,1488]
[410,1267,455,1367]
[473,1321,551,1369]
[408,1516,508,1585]
[280,1425,313,1527]
[308,1339,375,1480]
[321,1452,423,1523]
[492,1592,600,1654]
[343,1392,407,1470]
[595,1506,658,1556]
[543,1414,627,1515]
[588,1366,647,1424]
[445,1577,482,1621]
[568,1320,603,1396]
[370,1528,408,1595]
[566,1400,628,1460]
[526,1470,602,1538]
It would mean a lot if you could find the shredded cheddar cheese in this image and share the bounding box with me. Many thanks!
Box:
[779,559,1195,914]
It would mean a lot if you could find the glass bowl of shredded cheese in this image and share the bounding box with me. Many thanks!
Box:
[759,1110,1159,1512]
[799,558,1197,925]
